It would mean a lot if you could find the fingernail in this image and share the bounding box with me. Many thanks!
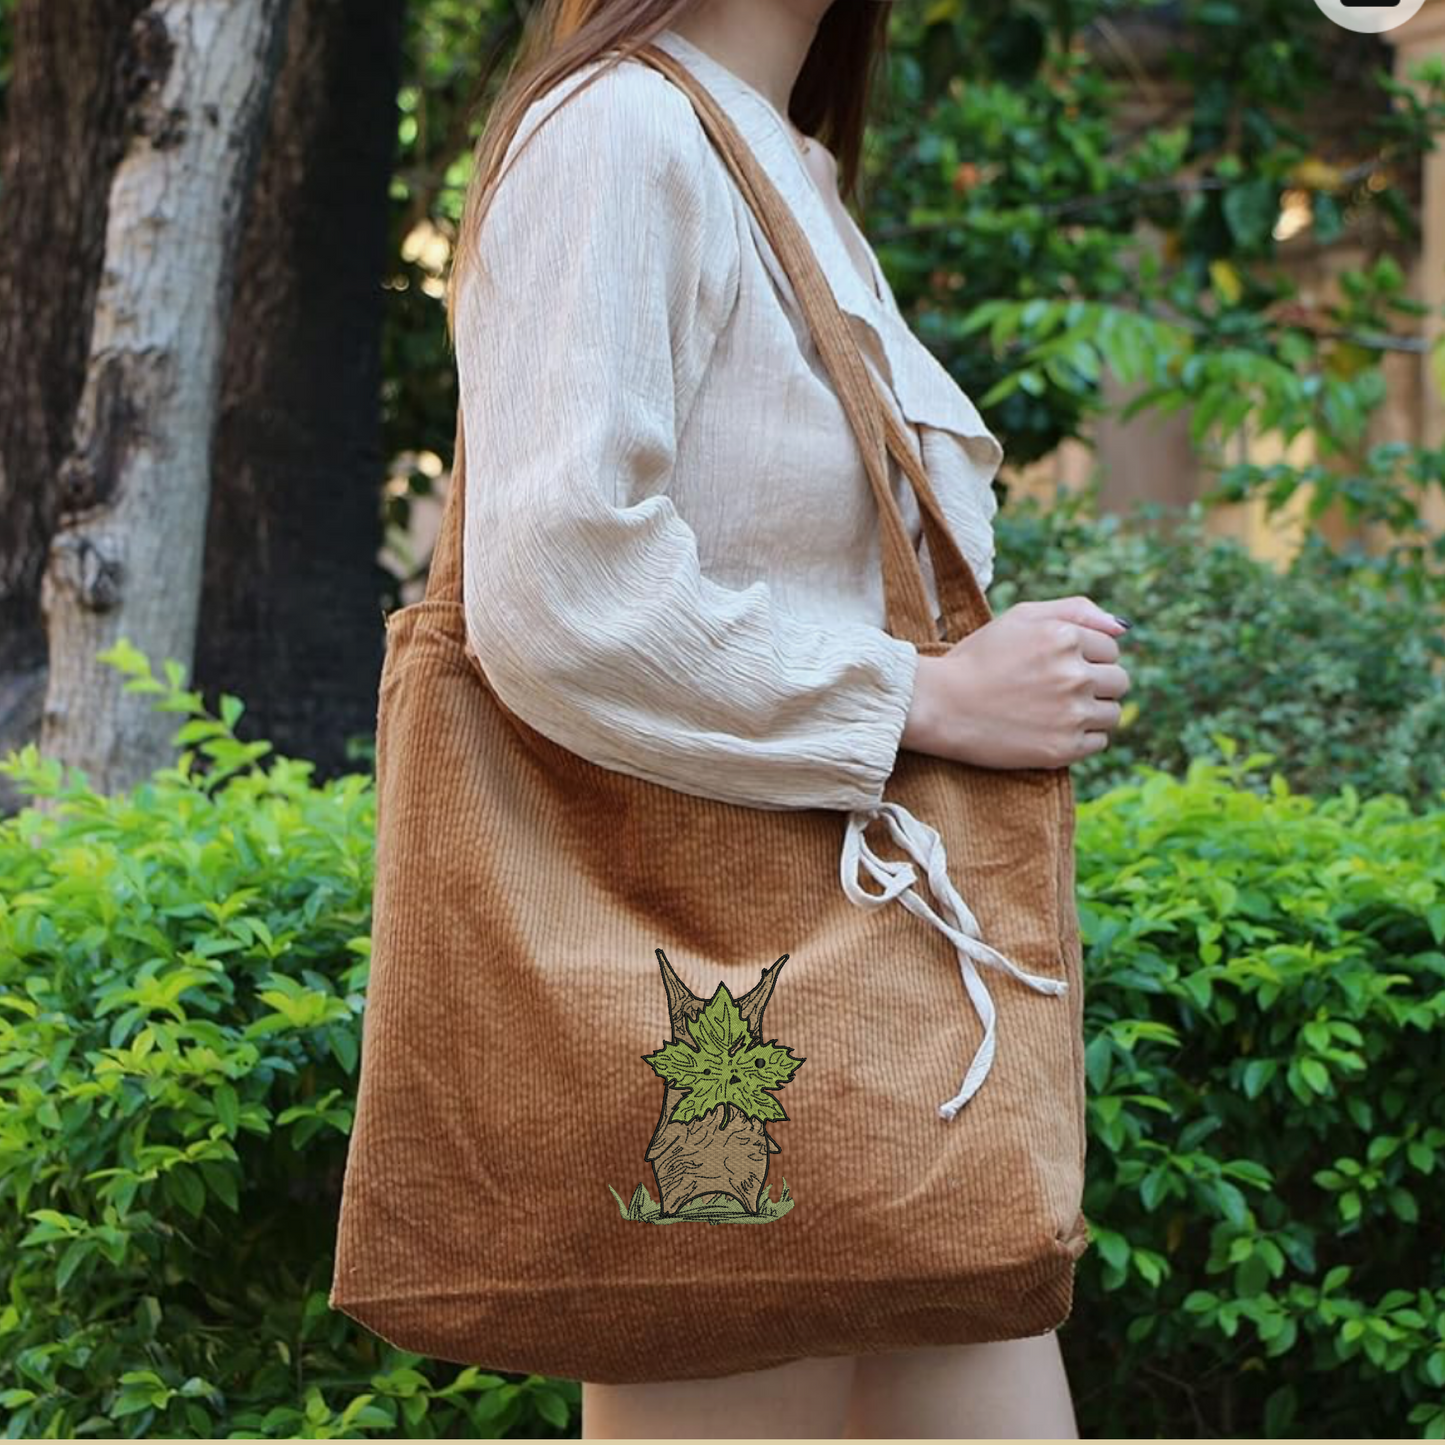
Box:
[1112,614,1132,629]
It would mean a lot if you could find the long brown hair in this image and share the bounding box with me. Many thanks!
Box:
[442,0,893,346]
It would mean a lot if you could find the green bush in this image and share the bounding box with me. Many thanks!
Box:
[992,487,1445,811]
[2,646,1442,1438]
[1070,744,1445,1438]
[0,644,578,1439]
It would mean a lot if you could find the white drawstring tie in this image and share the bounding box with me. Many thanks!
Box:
[841,799,1069,1120]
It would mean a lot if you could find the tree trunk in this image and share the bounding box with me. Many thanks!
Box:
[0,0,150,809]
[198,0,403,780]
[646,952,791,1217]
[37,0,292,796]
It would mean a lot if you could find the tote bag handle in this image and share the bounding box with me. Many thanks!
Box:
[634,42,992,649]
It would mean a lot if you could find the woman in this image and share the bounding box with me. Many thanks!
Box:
[446,0,1131,1436]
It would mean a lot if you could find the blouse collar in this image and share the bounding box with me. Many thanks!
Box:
[651,28,883,327]
[648,26,1003,461]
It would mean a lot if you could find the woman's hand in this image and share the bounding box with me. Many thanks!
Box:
[900,595,1132,769]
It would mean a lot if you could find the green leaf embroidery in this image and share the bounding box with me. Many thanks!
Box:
[641,983,803,1125]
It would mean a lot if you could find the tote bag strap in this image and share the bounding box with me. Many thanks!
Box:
[427,43,994,649]
[630,42,991,648]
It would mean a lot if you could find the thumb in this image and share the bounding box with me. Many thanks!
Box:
[1029,593,1131,636]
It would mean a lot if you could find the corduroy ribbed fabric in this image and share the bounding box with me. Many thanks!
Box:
[329,42,1091,1385]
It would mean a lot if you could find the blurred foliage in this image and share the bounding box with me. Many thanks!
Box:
[991,485,1445,810]
[379,0,517,603]
[1,650,1442,1437]
[870,0,1442,463]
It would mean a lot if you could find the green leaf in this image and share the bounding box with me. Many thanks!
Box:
[1389,1187,1419,1223]
[1242,1059,1275,1099]
[533,1389,570,1429]
[1094,1227,1130,1272]
[1215,1180,1249,1227]
[164,1167,207,1219]
[55,1239,93,1292]
[1235,1251,1270,1297]
[213,1084,239,1136]
[1085,1034,1112,1091]
[641,984,803,1125]
[1264,1384,1297,1436]
[1222,178,1279,250]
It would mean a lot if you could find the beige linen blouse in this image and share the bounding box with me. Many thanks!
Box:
[454,28,1037,1112]
[455,26,1004,810]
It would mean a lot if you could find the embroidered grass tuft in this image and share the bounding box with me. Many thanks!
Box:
[607,1177,794,1224]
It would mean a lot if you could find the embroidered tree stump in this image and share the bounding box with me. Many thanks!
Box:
[643,949,803,1217]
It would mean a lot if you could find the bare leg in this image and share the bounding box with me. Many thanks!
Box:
[582,1354,857,1440]
[842,1332,1080,1440]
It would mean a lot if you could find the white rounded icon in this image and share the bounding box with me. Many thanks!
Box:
[1313,0,1428,33]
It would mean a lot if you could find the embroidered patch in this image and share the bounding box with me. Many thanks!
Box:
[608,949,804,1224]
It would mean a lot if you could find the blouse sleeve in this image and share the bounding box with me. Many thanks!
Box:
[454,61,919,814]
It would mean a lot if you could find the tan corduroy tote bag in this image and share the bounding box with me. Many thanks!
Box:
[330,41,1091,1386]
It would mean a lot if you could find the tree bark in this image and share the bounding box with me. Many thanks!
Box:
[0,0,150,807]
[36,0,292,796]
[198,0,404,780]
